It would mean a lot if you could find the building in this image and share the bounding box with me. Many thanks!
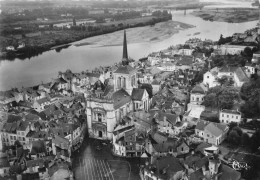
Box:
[132,88,150,111]
[141,156,186,180]
[203,67,219,88]
[195,120,229,146]
[187,83,207,111]
[113,31,137,95]
[219,109,242,124]
[86,30,149,140]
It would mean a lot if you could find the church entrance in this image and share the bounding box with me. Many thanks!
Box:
[98,131,103,138]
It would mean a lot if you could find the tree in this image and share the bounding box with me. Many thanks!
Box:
[232,126,243,136]
[217,76,229,86]
[243,47,253,57]
[228,122,238,130]
[203,93,217,108]
[240,133,250,146]
[250,130,260,152]
[228,130,240,145]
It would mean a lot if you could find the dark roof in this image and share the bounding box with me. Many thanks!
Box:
[112,88,131,109]
[114,65,136,74]
[151,156,184,179]
[235,67,249,82]
[191,83,207,94]
[131,88,145,101]
[219,66,238,73]
[221,109,241,115]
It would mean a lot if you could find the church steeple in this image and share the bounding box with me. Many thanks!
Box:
[122,30,129,65]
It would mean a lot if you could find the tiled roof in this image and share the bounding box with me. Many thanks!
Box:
[36,97,49,105]
[114,65,136,74]
[204,123,223,137]
[112,88,131,109]
[221,109,241,115]
[151,156,184,179]
[234,67,249,82]
[151,79,160,85]
[52,135,70,149]
[191,83,207,94]
[131,88,145,101]
[219,66,238,73]
[195,120,210,131]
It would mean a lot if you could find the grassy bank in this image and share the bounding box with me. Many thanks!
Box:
[191,8,259,23]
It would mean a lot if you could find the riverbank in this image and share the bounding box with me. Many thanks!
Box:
[191,8,259,23]
[72,21,195,47]
[0,14,172,61]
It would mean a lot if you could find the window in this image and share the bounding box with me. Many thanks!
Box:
[222,120,224,123]
[227,115,229,118]
[14,136,16,140]
[207,76,209,78]
[236,116,238,119]
[98,113,102,122]
[222,114,224,117]
[10,136,13,140]
[207,134,209,137]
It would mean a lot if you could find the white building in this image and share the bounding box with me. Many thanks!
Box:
[219,109,242,124]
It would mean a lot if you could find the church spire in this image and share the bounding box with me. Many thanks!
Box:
[122,30,128,65]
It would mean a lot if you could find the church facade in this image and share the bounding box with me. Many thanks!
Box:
[86,30,149,140]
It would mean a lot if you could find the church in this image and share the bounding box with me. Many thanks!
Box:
[86,30,150,140]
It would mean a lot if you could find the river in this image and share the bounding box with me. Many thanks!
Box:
[0,2,257,91]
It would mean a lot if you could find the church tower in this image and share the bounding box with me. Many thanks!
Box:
[122,30,128,65]
[113,30,137,94]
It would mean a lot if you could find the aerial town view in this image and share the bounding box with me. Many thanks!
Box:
[0,0,260,179]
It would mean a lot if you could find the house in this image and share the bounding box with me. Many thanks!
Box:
[52,135,71,162]
[152,111,181,137]
[203,67,219,88]
[218,45,254,55]
[178,46,194,56]
[233,67,249,87]
[141,156,186,180]
[219,109,242,124]
[151,79,160,94]
[195,120,229,146]
[187,83,207,111]
[190,156,241,180]
[132,88,150,111]
[32,97,50,112]
[245,62,257,75]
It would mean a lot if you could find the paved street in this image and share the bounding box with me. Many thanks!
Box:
[75,158,115,180]
[72,138,141,180]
